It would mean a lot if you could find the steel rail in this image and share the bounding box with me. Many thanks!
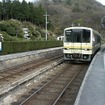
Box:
[0,55,64,99]
[0,54,63,80]
[52,70,81,105]
[19,62,67,105]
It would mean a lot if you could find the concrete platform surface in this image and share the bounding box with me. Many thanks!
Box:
[74,48,105,105]
[0,47,63,71]
[0,47,62,60]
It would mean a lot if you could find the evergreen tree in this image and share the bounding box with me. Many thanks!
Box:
[12,0,21,20]
[35,4,45,26]
[28,2,35,23]
[21,0,30,21]
[0,0,46,27]
[5,0,12,19]
[2,0,6,20]
[0,2,2,20]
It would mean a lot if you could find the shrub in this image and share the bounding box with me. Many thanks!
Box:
[7,27,16,36]
[0,41,63,55]
[0,23,7,31]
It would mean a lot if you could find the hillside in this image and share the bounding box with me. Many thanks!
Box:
[37,0,105,40]
[0,19,55,41]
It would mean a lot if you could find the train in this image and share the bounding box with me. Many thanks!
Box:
[63,27,101,62]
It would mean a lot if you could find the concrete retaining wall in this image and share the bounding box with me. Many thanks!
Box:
[0,47,63,71]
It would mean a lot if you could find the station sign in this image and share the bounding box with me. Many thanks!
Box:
[0,42,2,51]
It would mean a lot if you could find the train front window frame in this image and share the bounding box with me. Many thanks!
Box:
[65,29,90,43]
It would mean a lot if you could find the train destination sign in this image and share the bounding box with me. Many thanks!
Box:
[0,42,2,51]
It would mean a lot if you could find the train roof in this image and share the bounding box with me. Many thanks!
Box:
[64,27,93,30]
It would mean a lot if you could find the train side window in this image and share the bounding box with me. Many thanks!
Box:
[97,35,100,43]
[92,34,95,43]
[93,30,101,44]
[94,33,99,43]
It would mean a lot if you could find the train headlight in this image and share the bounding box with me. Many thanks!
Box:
[84,55,87,59]
[83,55,89,59]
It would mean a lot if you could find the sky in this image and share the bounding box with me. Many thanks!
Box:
[24,0,38,2]
[96,0,105,5]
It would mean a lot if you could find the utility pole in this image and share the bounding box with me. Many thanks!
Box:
[44,11,49,41]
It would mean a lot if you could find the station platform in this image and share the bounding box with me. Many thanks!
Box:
[74,46,105,105]
[0,47,63,71]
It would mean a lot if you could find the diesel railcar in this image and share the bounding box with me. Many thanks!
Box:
[63,27,101,61]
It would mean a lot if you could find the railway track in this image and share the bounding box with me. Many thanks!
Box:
[0,54,62,80]
[17,63,89,105]
[0,52,89,105]
[54,64,88,105]
[0,54,63,98]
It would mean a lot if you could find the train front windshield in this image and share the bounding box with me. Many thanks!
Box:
[65,29,90,43]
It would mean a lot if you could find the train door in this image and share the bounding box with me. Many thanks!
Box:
[71,29,83,59]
